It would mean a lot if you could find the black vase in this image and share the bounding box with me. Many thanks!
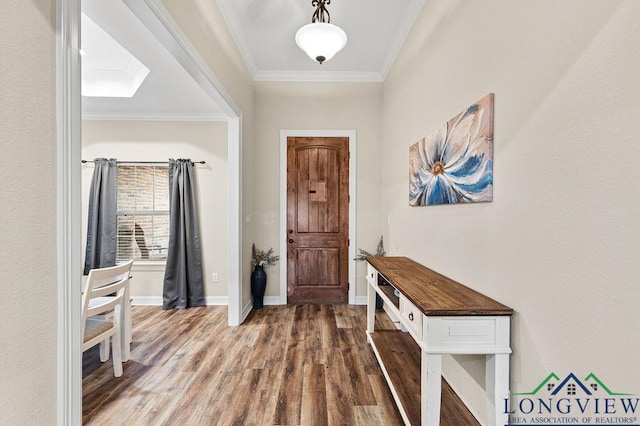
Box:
[251,265,267,309]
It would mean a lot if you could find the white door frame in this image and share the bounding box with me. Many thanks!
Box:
[279,130,357,305]
[57,0,244,423]
[120,0,243,324]
[57,1,82,423]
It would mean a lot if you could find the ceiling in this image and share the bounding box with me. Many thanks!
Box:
[217,0,426,81]
[81,0,225,120]
[81,0,425,119]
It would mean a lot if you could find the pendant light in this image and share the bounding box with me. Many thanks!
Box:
[295,0,347,64]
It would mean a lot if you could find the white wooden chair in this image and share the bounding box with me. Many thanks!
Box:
[82,260,133,377]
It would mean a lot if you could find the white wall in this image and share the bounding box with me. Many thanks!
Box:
[254,82,383,300]
[82,120,229,302]
[0,1,57,423]
[382,0,640,422]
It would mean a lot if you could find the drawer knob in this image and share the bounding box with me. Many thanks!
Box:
[408,312,414,321]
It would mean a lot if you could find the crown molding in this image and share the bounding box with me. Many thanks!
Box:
[254,70,384,83]
[380,0,426,79]
[81,111,228,121]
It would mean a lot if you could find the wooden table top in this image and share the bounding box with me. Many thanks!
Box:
[366,256,513,316]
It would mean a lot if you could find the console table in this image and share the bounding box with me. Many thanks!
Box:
[365,257,513,425]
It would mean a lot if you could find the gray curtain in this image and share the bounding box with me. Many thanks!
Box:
[83,158,117,275]
[163,159,205,309]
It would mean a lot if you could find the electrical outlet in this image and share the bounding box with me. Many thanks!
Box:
[212,273,219,283]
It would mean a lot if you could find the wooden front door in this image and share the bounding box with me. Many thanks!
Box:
[287,136,349,304]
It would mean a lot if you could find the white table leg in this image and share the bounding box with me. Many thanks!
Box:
[487,353,510,426]
[422,351,442,425]
[367,281,376,335]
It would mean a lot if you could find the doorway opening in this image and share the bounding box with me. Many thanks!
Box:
[58,0,243,423]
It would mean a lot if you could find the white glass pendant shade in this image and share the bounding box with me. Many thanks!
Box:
[295,22,347,64]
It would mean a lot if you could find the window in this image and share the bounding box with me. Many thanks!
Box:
[116,165,169,261]
[567,383,576,395]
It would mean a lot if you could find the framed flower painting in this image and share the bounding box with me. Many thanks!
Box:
[409,93,494,206]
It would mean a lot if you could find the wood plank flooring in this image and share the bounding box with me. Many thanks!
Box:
[83,305,478,425]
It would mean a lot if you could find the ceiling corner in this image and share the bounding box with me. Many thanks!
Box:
[379,0,427,80]
[216,0,258,79]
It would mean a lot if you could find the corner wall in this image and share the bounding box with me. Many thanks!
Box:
[0,1,57,423]
[382,0,640,422]
[82,120,229,302]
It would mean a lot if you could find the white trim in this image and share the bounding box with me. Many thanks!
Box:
[279,130,357,305]
[263,296,281,306]
[227,117,243,326]
[254,70,383,83]
[131,297,162,306]
[380,0,426,79]
[206,296,229,305]
[81,112,228,122]
[130,261,166,272]
[242,299,253,322]
[57,0,82,424]
[355,295,368,305]
[122,0,244,328]
[131,296,229,306]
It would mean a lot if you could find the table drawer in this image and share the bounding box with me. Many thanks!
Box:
[423,316,511,353]
[400,295,422,339]
[367,263,377,284]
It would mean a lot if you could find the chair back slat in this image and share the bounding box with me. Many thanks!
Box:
[90,276,129,299]
[87,296,123,318]
[81,261,134,345]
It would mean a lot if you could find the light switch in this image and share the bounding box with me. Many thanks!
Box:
[212,273,219,283]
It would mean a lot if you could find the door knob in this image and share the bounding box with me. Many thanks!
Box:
[288,239,295,243]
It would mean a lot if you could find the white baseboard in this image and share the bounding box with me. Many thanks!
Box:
[131,296,229,306]
[132,296,163,306]
[241,299,253,322]
[355,295,368,305]
[205,296,229,305]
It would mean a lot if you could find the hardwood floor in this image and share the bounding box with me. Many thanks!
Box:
[83,305,479,425]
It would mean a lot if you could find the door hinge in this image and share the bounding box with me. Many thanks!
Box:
[348,282,350,290]
[348,238,350,246]
[348,195,350,203]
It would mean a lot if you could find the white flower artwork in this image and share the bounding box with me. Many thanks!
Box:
[409,93,494,206]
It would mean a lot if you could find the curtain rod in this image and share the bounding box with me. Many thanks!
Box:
[81,160,206,165]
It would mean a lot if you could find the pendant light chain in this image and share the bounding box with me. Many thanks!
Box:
[311,0,331,23]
